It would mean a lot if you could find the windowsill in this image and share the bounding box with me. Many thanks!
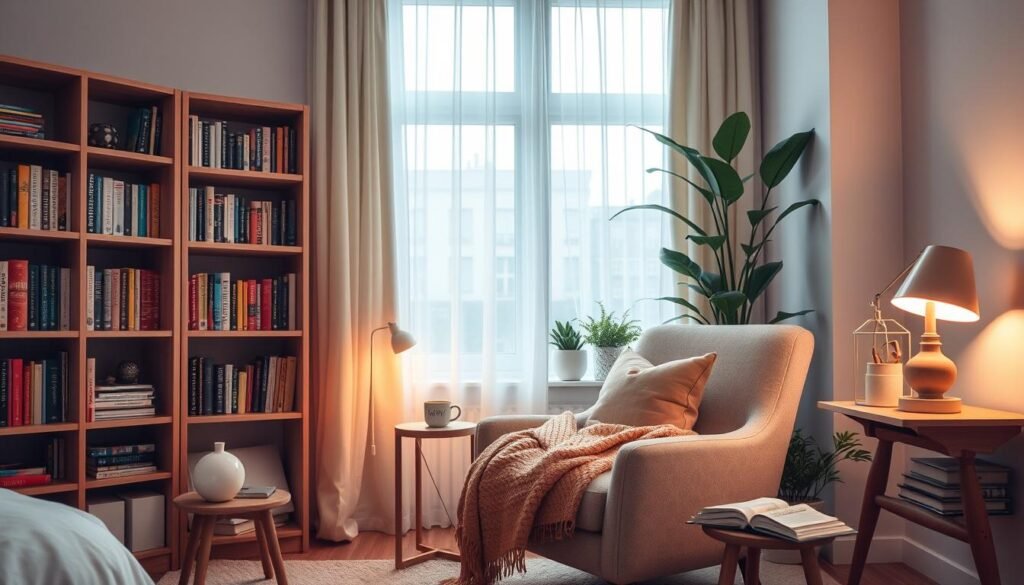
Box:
[548,379,602,389]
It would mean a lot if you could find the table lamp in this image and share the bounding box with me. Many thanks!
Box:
[890,245,980,413]
[368,322,416,455]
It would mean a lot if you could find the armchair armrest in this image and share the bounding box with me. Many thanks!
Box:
[600,427,787,583]
[475,413,591,458]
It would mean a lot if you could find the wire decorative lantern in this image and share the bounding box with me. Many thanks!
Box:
[853,299,911,407]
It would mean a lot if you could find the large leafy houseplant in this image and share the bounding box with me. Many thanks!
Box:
[778,429,872,503]
[613,112,818,325]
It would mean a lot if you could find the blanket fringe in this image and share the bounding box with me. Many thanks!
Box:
[441,545,527,585]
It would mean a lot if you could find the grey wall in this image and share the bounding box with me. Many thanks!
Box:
[900,1,1024,582]
[0,0,307,104]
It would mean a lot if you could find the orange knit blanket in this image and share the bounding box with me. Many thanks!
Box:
[445,411,695,585]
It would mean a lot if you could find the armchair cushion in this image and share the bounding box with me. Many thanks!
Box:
[588,351,717,430]
[576,472,612,532]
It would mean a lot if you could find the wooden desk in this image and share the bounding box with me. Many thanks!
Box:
[819,401,1024,585]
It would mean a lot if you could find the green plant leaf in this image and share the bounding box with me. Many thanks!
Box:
[654,296,709,323]
[712,112,751,162]
[646,168,715,205]
[686,234,727,250]
[660,248,702,280]
[744,261,783,302]
[760,130,814,188]
[635,127,719,194]
[741,241,768,258]
[746,207,777,227]
[701,156,744,203]
[698,271,723,294]
[709,291,747,319]
[741,172,756,183]
[610,204,707,236]
[770,309,814,324]
[775,199,820,223]
[685,283,706,297]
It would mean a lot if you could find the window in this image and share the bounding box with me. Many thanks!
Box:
[391,0,673,384]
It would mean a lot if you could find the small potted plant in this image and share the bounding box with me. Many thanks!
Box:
[550,320,587,381]
[579,303,642,381]
[766,429,872,563]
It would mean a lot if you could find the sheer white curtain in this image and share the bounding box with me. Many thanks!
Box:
[387,0,672,529]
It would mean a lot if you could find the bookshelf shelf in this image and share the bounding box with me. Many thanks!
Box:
[0,133,80,154]
[186,241,303,257]
[86,233,174,248]
[0,330,78,339]
[86,470,173,489]
[188,166,302,188]
[15,481,80,496]
[87,146,173,170]
[86,330,173,338]
[86,416,173,430]
[186,412,302,424]
[0,227,80,243]
[186,330,302,339]
[0,422,78,437]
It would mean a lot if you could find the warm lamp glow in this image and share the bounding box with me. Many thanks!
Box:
[891,245,980,322]
[891,296,980,322]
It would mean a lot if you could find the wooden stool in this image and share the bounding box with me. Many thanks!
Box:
[174,490,291,585]
[702,526,835,585]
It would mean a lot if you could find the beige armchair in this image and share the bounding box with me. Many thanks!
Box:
[475,324,814,584]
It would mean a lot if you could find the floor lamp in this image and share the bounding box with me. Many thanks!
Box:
[369,322,416,455]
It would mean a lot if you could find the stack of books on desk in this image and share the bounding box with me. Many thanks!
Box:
[898,457,1011,516]
[87,443,157,480]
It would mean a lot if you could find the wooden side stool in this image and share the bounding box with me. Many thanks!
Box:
[702,526,835,585]
[174,489,292,585]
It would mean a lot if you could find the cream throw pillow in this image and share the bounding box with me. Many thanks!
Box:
[588,350,717,430]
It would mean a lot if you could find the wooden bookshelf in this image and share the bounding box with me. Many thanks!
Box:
[0,55,180,577]
[180,91,310,557]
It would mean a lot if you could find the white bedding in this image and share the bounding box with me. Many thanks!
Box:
[0,489,154,585]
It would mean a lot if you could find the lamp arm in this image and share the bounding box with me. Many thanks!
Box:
[368,326,389,456]
[873,250,924,311]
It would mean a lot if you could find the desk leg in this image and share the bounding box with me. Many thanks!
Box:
[848,437,893,585]
[179,516,205,585]
[415,438,426,552]
[395,431,403,569]
[961,454,1001,585]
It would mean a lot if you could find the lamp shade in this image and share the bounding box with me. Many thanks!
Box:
[891,245,980,322]
[387,322,417,353]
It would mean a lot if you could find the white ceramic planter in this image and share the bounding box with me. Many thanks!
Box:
[193,442,246,502]
[552,349,588,381]
[861,362,903,407]
[764,499,825,564]
[593,346,625,381]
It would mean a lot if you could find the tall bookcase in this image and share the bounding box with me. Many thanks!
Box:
[179,91,310,557]
[0,55,181,575]
[0,55,311,574]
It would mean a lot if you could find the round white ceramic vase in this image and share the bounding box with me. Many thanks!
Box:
[593,346,625,381]
[553,349,588,381]
[193,442,246,502]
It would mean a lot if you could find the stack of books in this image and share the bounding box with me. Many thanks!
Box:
[87,443,157,480]
[85,266,161,331]
[188,272,297,331]
[0,353,69,426]
[0,164,71,230]
[187,117,297,174]
[187,355,298,416]
[0,260,72,331]
[689,497,856,542]
[86,173,161,237]
[187,187,296,246]
[124,106,162,155]
[85,360,156,422]
[0,104,44,139]
[898,457,1011,516]
[0,438,65,488]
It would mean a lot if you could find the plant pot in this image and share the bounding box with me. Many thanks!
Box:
[593,346,625,381]
[552,349,588,381]
[764,498,825,564]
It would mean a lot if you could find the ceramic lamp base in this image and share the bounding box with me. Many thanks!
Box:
[898,396,962,414]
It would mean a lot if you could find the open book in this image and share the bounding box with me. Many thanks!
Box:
[689,497,856,542]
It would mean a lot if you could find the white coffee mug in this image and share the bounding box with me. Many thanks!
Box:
[424,400,461,428]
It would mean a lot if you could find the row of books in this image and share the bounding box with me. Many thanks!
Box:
[85,266,162,331]
[86,173,162,237]
[187,187,297,246]
[0,438,66,488]
[187,117,298,174]
[0,353,69,427]
[0,104,44,139]
[188,273,297,331]
[87,442,157,480]
[898,457,1012,516]
[123,106,163,156]
[0,261,71,331]
[187,355,298,416]
[0,164,71,230]
[85,359,156,421]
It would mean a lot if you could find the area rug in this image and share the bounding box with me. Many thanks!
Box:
[157,558,840,584]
